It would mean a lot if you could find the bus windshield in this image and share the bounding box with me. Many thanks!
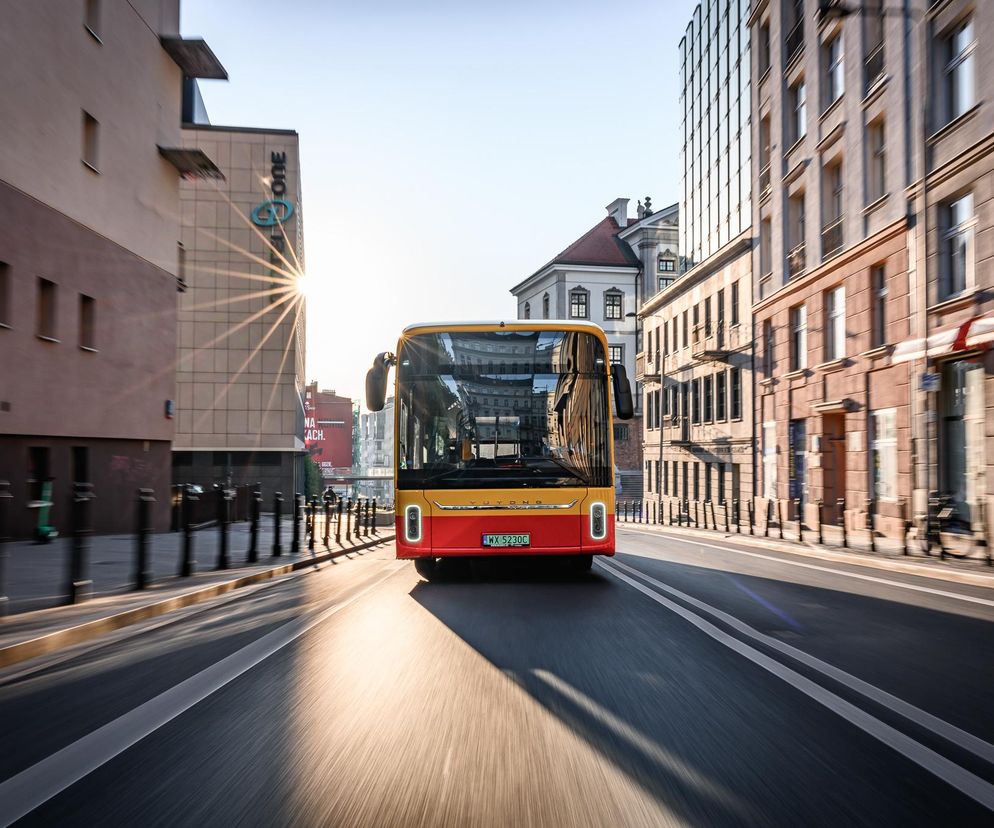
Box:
[396,329,611,489]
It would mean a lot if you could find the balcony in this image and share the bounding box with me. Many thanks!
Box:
[691,322,730,361]
[785,20,804,65]
[635,351,660,383]
[787,242,806,280]
[864,43,885,93]
[821,216,844,259]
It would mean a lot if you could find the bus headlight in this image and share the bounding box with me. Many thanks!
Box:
[405,505,422,543]
[590,502,606,540]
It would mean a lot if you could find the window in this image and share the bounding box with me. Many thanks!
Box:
[705,463,712,502]
[730,367,742,420]
[658,257,675,272]
[608,344,623,365]
[645,328,652,354]
[523,301,530,320]
[944,18,976,124]
[762,422,777,499]
[790,304,807,371]
[613,424,629,441]
[692,378,701,424]
[82,111,99,171]
[788,192,806,277]
[717,463,726,505]
[704,375,713,422]
[37,278,57,340]
[867,120,885,203]
[682,461,688,501]
[871,265,887,347]
[84,0,100,39]
[542,293,550,319]
[604,290,623,321]
[569,289,588,319]
[0,261,9,327]
[824,34,845,107]
[863,0,885,90]
[693,462,700,501]
[654,389,662,428]
[79,294,95,350]
[682,310,689,349]
[763,320,774,375]
[758,22,771,75]
[870,408,897,500]
[716,371,727,421]
[662,321,668,355]
[646,390,654,429]
[825,286,846,360]
[941,193,975,298]
[789,79,807,143]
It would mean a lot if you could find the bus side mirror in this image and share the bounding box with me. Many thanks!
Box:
[365,352,393,412]
[612,363,634,420]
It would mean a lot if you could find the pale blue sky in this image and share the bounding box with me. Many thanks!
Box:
[181,0,699,402]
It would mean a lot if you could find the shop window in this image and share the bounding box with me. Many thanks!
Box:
[870,408,897,500]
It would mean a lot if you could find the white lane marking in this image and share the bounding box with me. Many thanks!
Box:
[602,557,994,767]
[618,528,994,609]
[0,564,405,827]
[595,559,994,811]
[532,670,746,814]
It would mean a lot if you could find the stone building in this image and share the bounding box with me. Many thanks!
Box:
[172,88,307,497]
[0,0,223,536]
[748,0,920,538]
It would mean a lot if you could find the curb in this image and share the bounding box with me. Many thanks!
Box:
[0,534,395,669]
[617,522,994,589]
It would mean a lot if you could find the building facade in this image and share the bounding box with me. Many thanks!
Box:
[304,383,353,483]
[639,0,754,521]
[173,104,307,497]
[896,0,994,549]
[358,397,394,505]
[0,0,223,537]
[749,0,920,539]
[510,198,678,497]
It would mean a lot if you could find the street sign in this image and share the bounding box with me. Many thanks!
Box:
[920,372,940,393]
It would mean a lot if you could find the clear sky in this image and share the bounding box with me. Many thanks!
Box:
[181,0,700,404]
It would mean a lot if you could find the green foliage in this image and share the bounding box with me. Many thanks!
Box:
[304,455,322,498]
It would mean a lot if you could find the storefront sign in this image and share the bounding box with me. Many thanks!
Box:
[249,151,294,287]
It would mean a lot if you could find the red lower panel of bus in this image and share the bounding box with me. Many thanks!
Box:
[395,514,615,558]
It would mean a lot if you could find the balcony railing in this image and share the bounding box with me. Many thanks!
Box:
[821,216,844,259]
[785,20,804,65]
[690,322,748,361]
[759,164,771,196]
[864,42,885,92]
[635,351,660,383]
[787,242,806,280]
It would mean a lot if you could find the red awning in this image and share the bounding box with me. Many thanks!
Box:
[965,313,994,348]
[891,317,981,364]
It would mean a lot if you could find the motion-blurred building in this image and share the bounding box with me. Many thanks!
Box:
[171,82,307,496]
[358,398,394,505]
[0,0,223,536]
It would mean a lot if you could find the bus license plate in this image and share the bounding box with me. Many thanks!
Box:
[482,533,530,548]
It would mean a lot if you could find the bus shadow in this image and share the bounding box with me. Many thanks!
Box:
[428,555,605,584]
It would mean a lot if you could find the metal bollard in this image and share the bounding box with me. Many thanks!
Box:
[816,499,824,545]
[776,499,784,540]
[795,498,803,542]
[837,497,847,548]
[748,498,754,535]
[291,492,302,555]
[901,499,911,557]
[764,499,771,538]
[364,499,371,537]
[247,485,261,564]
[346,497,353,541]
[180,484,197,576]
[668,499,673,525]
[272,491,284,556]
[335,499,343,545]
[355,499,363,539]
[711,500,718,531]
[724,501,731,533]
[0,480,10,617]
[694,501,700,529]
[216,485,231,570]
[68,482,95,603]
[866,497,876,554]
[372,499,378,535]
[308,497,316,553]
[323,494,331,549]
[135,488,155,589]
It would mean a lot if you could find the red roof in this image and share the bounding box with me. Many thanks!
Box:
[532,216,642,276]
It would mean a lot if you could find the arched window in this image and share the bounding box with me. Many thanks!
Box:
[523,301,531,319]
[542,293,550,319]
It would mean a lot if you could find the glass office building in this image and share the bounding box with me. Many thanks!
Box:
[679,0,752,269]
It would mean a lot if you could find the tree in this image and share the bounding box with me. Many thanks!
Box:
[304,455,322,499]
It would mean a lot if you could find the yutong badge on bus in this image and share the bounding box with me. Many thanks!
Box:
[482,533,530,548]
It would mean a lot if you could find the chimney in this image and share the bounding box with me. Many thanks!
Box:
[605,197,629,227]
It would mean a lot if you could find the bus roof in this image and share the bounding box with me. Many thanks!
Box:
[401,320,607,335]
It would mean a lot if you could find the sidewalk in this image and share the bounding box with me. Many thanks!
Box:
[616,514,994,589]
[0,518,395,668]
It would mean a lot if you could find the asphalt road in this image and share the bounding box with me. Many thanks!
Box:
[1,528,993,826]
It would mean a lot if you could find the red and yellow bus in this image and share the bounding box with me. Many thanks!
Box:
[365,321,634,578]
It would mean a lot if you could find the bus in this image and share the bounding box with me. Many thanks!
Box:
[364,321,634,579]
